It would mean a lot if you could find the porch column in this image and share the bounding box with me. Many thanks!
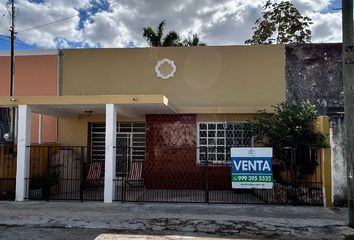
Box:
[104,104,117,203]
[15,105,32,201]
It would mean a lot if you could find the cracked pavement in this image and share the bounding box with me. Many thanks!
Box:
[0,201,353,239]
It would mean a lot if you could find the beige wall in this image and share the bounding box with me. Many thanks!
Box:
[59,45,285,145]
[58,113,254,146]
[58,115,144,146]
[61,45,285,111]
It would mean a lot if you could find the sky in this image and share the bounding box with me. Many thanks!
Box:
[0,0,343,50]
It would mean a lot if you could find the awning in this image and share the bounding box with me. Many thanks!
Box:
[0,95,177,118]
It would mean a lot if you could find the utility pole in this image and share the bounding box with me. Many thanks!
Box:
[8,0,15,145]
[342,0,354,228]
[10,0,14,97]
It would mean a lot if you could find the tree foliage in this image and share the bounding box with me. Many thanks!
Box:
[245,0,312,44]
[249,101,327,174]
[182,34,206,46]
[143,20,206,47]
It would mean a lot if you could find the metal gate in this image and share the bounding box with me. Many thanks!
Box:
[115,146,323,206]
[0,146,16,200]
[116,133,132,177]
[26,146,104,201]
[25,145,323,205]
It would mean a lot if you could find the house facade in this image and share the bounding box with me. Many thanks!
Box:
[58,46,285,190]
[0,45,335,206]
[0,50,58,200]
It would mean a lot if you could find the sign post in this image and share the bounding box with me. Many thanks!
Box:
[231,148,273,189]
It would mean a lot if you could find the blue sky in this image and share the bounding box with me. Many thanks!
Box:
[324,0,341,11]
[0,0,343,51]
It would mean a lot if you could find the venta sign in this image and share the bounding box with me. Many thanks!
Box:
[231,147,273,189]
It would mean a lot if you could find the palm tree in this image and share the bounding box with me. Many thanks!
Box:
[143,20,181,47]
[182,34,206,46]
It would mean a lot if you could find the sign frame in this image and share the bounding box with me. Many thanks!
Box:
[231,147,273,189]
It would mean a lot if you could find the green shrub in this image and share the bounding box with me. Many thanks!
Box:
[249,100,328,176]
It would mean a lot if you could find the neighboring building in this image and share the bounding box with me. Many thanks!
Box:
[0,109,9,144]
[285,43,345,206]
[0,50,58,144]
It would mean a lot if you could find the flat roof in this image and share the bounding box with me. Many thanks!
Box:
[0,95,275,115]
[0,49,58,57]
[0,95,176,118]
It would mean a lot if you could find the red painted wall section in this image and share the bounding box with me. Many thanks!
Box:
[145,114,230,190]
[0,55,57,96]
[0,54,57,143]
[29,114,56,143]
[41,115,57,143]
[31,114,39,143]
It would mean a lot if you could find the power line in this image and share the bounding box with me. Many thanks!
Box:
[14,37,37,48]
[17,14,78,33]
[1,11,8,27]
[0,24,9,31]
[0,35,36,48]
[0,34,11,39]
[0,38,32,48]
[0,11,9,31]
[0,38,8,42]
[17,0,121,33]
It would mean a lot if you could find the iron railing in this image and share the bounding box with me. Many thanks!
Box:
[25,146,103,201]
[24,146,323,205]
[114,146,323,206]
[0,145,16,200]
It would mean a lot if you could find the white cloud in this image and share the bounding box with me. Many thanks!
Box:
[292,0,331,12]
[310,11,342,42]
[83,11,131,47]
[0,0,342,49]
[0,1,10,35]
[6,0,83,48]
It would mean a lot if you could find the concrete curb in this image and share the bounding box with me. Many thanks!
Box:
[0,201,353,239]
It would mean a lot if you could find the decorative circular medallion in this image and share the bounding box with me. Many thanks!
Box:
[155,58,176,80]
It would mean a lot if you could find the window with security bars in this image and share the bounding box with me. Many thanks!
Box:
[90,122,145,161]
[197,122,252,164]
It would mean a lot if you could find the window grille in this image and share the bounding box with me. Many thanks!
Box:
[197,122,252,164]
[90,122,145,161]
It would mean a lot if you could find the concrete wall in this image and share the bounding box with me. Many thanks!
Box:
[61,45,286,111]
[285,43,343,114]
[285,43,346,206]
[330,117,347,206]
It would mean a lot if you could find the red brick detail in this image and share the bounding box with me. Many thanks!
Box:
[144,114,230,189]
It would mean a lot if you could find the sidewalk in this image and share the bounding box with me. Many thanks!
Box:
[0,201,353,239]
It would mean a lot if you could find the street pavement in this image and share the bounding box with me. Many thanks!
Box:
[0,201,353,239]
[0,226,267,240]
